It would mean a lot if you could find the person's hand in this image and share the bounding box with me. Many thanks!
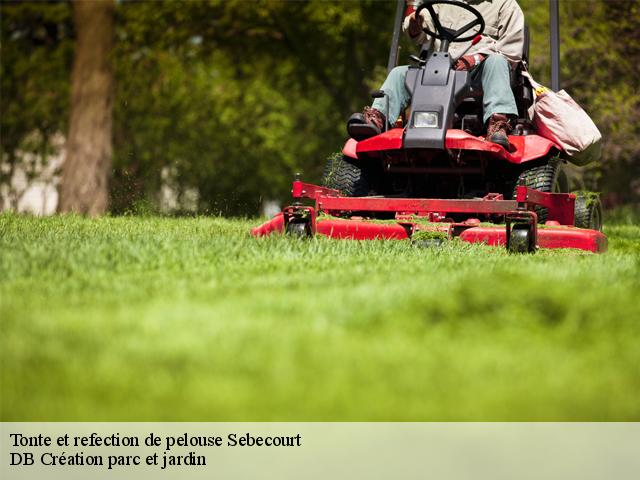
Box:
[407,12,423,38]
[454,54,486,71]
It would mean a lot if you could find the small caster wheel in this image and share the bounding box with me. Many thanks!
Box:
[286,221,311,238]
[508,223,535,254]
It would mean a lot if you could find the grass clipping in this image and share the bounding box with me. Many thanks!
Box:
[412,229,449,241]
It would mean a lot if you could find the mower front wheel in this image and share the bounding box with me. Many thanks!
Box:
[286,220,312,238]
[507,223,536,254]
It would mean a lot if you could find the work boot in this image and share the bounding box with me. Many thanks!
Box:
[347,107,387,141]
[486,113,512,149]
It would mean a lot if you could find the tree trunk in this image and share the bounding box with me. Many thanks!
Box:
[59,0,114,215]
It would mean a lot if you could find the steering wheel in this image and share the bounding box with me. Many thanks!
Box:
[415,0,485,43]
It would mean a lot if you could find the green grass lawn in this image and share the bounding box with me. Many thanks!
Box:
[1,211,639,421]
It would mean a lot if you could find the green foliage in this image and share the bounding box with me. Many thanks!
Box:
[1,213,639,420]
[519,0,640,203]
[109,0,395,214]
[412,229,449,240]
[0,1,73,204]
[1,1,639,212]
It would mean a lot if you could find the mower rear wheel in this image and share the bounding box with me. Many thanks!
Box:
[513,158,568,223]
[508,223,535,254]
[321,152,374,197]
[573,192,603,231]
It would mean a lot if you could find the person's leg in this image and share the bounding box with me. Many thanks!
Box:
[478,55,518,148]
[480,55,518,123]
[371,65,411,124]
[347,65,411,140]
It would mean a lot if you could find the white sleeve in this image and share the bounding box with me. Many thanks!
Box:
[495,0,525,64]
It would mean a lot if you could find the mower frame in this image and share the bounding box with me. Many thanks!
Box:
[252,178,607,253]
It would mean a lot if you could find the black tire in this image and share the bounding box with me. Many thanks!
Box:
[286,221,311,238]
[573,192,603,231]
[513,158,567,223]
[508,223,535,254]
[321,152,373,197]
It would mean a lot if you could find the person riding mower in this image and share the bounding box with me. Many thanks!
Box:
[251,0,606,254]
[347,0,524,150]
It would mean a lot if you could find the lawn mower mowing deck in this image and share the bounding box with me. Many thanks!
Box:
[252,0,607,254]
[251,176,606,253]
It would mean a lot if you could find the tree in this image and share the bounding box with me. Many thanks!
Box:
[108,0,395,214]
[58,0,114,215]
[520,0,640,204]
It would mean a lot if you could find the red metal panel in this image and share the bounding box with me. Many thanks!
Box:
[317,196,518,214]
[458,227,506,246]
[251,213,285,237]
[537,228,607,253]
[458,226,606,252]
[292,181,341,200]
[344,128,559,164]
[445,129,560,164]
[316,219,409,240]
[515,186,575,225]
[356,128,404,153]
[446,129,518,162]
[520,134,562,162]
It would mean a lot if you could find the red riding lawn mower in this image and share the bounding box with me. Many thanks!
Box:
[252,0,606,254]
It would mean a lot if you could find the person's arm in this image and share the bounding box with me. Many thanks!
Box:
[493,0,525,64]
[402,9,432,46]
[457,0,525,69]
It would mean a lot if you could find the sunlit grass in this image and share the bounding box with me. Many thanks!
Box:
[1,213,639,420]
